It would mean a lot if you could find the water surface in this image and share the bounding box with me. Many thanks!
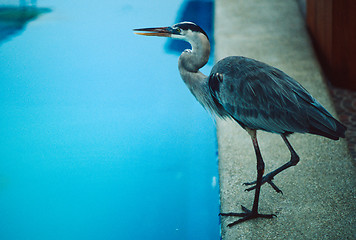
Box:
[0,1,220,239]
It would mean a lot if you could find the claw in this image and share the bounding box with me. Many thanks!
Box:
[243,174,283,194]
[220,205,276,227]
[244,179,283,194]
[243,181,255,186]
[268,180,283,194]
[244,186,254,192]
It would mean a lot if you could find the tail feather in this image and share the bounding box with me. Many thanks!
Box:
[292,85,346,140]
[308,116,346,140]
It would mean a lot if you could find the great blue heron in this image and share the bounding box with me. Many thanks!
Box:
[133,22,346,227]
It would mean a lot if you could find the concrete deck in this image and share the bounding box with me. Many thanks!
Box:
[215,0,356,239]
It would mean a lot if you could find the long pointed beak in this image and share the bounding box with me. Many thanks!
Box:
[133,27,171,37]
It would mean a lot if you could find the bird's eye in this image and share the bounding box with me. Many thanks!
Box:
[176,28,181,33]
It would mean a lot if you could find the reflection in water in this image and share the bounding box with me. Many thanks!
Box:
[0,6,50,44]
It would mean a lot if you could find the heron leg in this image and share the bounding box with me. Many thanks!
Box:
[243,134,300,194]
[221,130,276,227]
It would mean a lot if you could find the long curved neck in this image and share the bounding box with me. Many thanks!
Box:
[178,35,210,92]
[177,35,220,113]
[178,34,210,74]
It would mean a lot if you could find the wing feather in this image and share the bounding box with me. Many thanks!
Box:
[208,56,346,138]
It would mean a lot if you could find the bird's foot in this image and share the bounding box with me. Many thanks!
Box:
[243,173,283,194]
[220,205,276,227]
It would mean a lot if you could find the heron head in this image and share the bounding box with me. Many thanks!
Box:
[133,21,209,42]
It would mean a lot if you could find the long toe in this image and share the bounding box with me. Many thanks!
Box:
[221,205,276,227]
[227,212,276,227]
[220,205,250,217]
[243,175,282,194]
[268,180,283,194]
[243,174,272,186]
[243,180,257,186]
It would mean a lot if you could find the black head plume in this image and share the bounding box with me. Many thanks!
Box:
[173,22,209,40]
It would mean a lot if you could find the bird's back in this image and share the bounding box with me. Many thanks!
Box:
[208,56,346,140]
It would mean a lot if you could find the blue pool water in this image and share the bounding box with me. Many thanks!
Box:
[0,1,220,239]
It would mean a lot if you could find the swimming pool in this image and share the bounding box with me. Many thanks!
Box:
[0,0,220,239]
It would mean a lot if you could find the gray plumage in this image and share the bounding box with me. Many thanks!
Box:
[208,56,346,140]
[169,22,346,140]
[134,21,346,225]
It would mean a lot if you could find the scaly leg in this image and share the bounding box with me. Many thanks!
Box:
[220,130,276,227]
[243,134,300,194]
